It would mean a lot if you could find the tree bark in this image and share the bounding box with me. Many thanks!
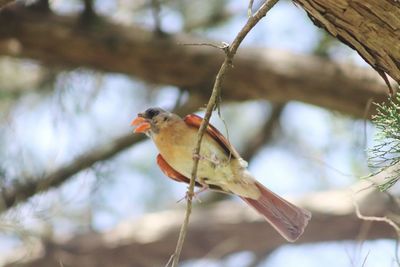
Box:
[5,182,398,267]
[0,0,13,9]
[0,6,391,118]
[293,0,400,84]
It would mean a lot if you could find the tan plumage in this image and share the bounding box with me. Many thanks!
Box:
[131,107,311,242]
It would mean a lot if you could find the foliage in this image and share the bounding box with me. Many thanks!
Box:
[368,92,400,191]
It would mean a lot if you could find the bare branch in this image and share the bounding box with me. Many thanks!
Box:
[82,0,95,18]
[354,197,400,236]
[248,0,255,16]
[293,0,400,85]
[241,103,285,160]
[170,1,279,266]
[150,0,162,34]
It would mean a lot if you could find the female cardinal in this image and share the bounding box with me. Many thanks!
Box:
[131,107,311,242]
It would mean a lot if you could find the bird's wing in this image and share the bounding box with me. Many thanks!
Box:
[184,114,241,159]
[156,154,195,184]
[157,153,226,192]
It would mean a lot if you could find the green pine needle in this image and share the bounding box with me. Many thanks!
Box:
[368,92,400,191]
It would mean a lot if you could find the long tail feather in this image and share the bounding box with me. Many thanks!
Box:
[241,181,311,242]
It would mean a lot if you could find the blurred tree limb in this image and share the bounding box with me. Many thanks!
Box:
[293,0,400,88]
[0,134,145,213]
[241,103,285,160]
[5,180,397,267]
[0,0,13,9]
[0,101,200,213]
[0,98,279,213]
[0,6,392,118]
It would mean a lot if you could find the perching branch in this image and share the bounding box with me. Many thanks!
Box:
[170,1,279,266]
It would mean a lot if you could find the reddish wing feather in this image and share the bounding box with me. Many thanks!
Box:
[156,154,190,183]
[157,154,226,192]
[184,114,239,159]
[158,114,311,242]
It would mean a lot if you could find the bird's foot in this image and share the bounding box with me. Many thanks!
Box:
[192,152,203,161]
[192,151,223,166]
[177,186,208,203]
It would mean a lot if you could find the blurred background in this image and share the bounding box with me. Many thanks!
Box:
[0,0,398,266]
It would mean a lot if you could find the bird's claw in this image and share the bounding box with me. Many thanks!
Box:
[192,152,202,161]
[192,151,222,166]
[177,186,208,203]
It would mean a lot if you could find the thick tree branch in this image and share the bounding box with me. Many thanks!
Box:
[241,103,285,160]
[0,102,200,213]
[0,134,145,213]
[0,6,391,118]
[0,0,13,9]
[5,182,397,267]
[171,1,279,265]
[293,0,400,85]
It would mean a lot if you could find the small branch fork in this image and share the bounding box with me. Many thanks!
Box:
[168,1,280,266]
[353,194,400,264]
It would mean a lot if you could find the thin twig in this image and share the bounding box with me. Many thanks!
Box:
[179,42,229,50]
[248,0,255,16]
[241,103,285,160]
[170,1,280,266]
[150,0,162,34]
[353,193,400,264]
[360,250,371,267]
[353,187,400,234]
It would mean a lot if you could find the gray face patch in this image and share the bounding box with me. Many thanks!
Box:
[144,107,166,119]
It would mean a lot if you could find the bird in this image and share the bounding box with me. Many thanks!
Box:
[131,107,311,242]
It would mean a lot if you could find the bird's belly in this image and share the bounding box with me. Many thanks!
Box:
[156,135,234,187]
[153,128,260,198]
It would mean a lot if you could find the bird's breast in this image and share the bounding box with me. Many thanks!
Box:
[152,123,234,184]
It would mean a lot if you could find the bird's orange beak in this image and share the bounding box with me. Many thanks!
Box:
[131,115,151,133]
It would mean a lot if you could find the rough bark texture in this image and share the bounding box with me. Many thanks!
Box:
[0,0,13,9]
[5,182,397,267]
[293,0,400,84]
[0,6,391,118]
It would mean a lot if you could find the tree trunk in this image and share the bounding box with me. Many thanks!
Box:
[293,0,400,84]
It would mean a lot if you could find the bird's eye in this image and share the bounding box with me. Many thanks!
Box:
[145,108,160,118]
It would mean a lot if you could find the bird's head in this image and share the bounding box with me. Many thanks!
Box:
[131,107,176,134]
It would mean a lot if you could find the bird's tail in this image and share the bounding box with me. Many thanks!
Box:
[240,181,311,242]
